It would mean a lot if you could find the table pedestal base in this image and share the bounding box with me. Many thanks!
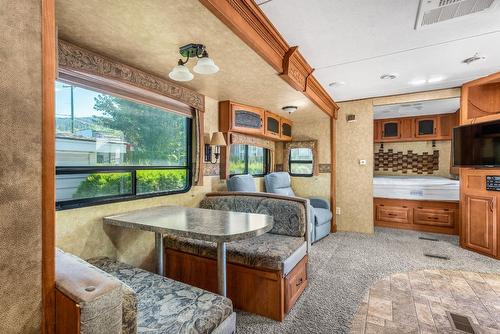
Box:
[217,241,227,296]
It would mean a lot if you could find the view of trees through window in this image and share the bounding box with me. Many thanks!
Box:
[229,144,267,176]
[55,81,190,207]
[289,147,313,176]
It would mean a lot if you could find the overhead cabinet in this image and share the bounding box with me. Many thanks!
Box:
[220,100,292,141]
[374,112,458,143]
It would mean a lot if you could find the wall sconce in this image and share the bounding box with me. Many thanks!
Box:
[204,132,227,164]
[169,43,219,82]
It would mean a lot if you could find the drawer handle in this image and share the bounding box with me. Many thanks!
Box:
[296,278,304,287]
[428,217,439,220]
[388,213,396,216]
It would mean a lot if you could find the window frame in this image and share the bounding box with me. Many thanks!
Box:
[229,144,269,177]
[288,147,314,177]
[55,81,193,210]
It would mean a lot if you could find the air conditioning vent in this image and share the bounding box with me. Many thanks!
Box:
[415,0,498,29]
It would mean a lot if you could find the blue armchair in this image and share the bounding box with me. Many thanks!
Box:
[264,172,332,243]
[226,174,257,192]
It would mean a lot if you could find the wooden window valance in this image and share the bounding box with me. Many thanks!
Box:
[283,140,319,176]
[57,39,205,116]
[230,133,275,151]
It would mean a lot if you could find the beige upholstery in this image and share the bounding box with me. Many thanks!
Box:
[56,249,123,334]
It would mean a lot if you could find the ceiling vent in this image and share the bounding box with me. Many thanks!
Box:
[415,0,498,29]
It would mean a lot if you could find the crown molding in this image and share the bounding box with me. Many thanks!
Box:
[199,0,338,118]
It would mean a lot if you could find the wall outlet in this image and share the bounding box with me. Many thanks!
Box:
[336,207,341,215]
[359,159,367,166]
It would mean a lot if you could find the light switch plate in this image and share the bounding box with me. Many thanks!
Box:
[336,207,341,215]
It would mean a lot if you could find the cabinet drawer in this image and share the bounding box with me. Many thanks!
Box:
[285,257,307,313]
[414,208,454,227]
[376,205,411,224]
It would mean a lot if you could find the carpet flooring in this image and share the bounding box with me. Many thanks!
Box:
[235,227,500,334]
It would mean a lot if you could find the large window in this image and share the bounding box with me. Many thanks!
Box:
[289,147,313,176]
[229,144,267,176]
[55,81,191,209]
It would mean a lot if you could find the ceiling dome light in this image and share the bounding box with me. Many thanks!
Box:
[193,51,219,74]
[380,74,398,80]
[409,79,427,85]
[169,61,194,82]
[428,76,445,83]
[282,106,298,113]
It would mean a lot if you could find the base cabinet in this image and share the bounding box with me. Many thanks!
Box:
[374,198,459,235]
[460,169,500,259]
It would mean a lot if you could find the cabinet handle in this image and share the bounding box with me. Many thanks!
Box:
[296,277,304,287]
[490,201,494,212]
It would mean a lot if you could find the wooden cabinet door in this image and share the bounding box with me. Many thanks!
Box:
[437,112,458,140]
[265,111,281,140]
[381,120,401,140]
[374,120,382,142]
[231,103,265,135]
[281,118,293,141]
[415,116,438,139]
[463,194,497,256]
[400,118,414,141]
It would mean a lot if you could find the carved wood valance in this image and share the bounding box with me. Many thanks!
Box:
[57,40,205,111]
[200,0,338,118]
[230,132,274,151]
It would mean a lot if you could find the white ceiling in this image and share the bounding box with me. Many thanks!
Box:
[258,0,500,102]
[373,97,460,119]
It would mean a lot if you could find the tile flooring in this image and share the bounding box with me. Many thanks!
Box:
[350,270,500,333]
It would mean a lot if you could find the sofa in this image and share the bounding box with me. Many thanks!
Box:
[265,172,332,243]
[163,192,310,321]
[55,248,236,334]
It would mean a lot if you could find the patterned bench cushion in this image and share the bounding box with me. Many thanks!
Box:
[164,233,307,274]
[200,195,307,238]
[87,257,233,334]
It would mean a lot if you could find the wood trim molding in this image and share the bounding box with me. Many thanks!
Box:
[280,46,313,92]
[199,0,338,118]
[57,40,205,111]
[42,0,56,332]
[330,117,337,232]
[305,75,338,118]
[199,0,288,73]
[230,132,275,151]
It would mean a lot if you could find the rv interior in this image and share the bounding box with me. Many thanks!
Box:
[2,0,500,333]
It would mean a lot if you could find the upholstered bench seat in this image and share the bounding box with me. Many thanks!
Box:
[164,233,307,275]
[88,257,235,334]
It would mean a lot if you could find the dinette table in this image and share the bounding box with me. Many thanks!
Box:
[103,205,273,296]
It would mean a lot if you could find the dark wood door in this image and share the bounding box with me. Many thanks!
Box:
[463,194,497,256]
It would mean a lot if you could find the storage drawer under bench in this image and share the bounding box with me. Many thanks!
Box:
[374,198,459,235]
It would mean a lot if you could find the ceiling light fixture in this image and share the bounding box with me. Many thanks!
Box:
[380,74,398,80]
[462,53,486,65]
[409,79,427,85]
[282,106,298,113]
[169,43,219,82]
[428,76,445,83]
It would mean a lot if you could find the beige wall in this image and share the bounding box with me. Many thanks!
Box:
[0,1,43,332]
[336,100,374,234]
[56,96,226,271]
[335,88,461,234]
[374,140,453,178]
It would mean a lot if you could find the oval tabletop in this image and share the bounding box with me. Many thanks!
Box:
[104,206,274,242]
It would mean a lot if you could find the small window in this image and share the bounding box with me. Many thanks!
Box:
[229,144,267,176]
[289,148,313,176]
[55,81,191,209]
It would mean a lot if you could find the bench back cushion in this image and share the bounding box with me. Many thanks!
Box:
[200,194,307,238]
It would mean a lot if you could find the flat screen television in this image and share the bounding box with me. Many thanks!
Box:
[453,119,500,167]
